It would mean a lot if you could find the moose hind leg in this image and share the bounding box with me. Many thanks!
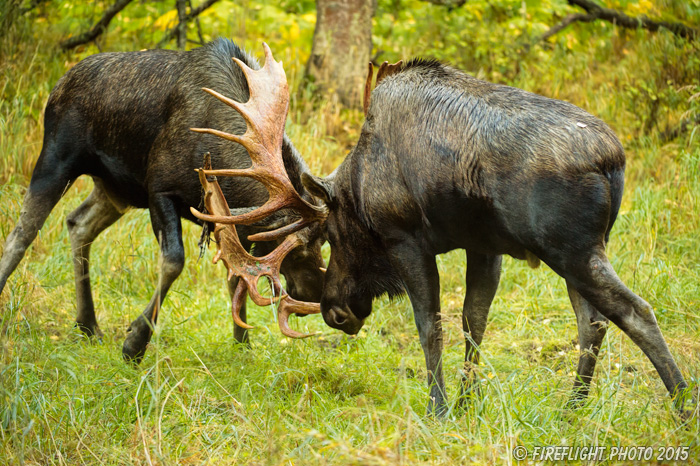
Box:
[564,251,688,409]
[0,148,76,294]
[67,182,123,337]
[122,194,184,363]
[459,252,501,406]
[566,282,609,406]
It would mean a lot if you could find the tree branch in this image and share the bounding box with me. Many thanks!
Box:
[539,13,596,43]
[156,0,220,48]
[420,0,467,6]
[564,0,698,41]
[188,0,205,44]
[60,0,134,50]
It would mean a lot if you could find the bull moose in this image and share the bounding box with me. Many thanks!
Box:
[304,61,689,415]
[185,48,689,416]
[0,39,325,362]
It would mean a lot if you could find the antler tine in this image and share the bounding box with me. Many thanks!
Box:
[230,280,253,329]
[376,60,403,86]
[364,62,374,116]
[362,59,404,117]
[278,296,320,339]
[261,42,276,67]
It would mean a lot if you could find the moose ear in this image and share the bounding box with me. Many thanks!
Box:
[301,172,334,205]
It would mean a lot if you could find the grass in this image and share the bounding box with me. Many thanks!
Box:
[1,1,699,464]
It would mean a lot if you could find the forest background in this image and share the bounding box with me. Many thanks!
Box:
[0,0,699,464]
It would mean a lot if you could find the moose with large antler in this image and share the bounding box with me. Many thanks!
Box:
[195,45,689,416]
[309,58,691,415]
[0,39,326,362]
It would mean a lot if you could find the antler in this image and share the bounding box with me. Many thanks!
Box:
[363,60,404,116]
[190,44,326,339]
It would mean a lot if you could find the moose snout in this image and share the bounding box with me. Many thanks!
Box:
[324,306,365,335]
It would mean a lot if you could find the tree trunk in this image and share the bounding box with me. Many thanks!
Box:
[305,0,376,108]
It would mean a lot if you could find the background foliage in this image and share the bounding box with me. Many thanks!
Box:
[1,0,699,464]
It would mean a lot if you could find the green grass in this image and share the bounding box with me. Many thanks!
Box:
[1,1,699,464]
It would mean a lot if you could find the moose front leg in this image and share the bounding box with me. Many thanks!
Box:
[227,276,249,344]
[122,195,185,363]
[388,239,446,416]
[459,252,502,407]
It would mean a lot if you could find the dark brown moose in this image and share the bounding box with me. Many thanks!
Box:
[298,59,690,415]
[0,39,325,362]
[185,50,689,416]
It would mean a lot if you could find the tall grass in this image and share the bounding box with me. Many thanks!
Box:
[1,1,699,464]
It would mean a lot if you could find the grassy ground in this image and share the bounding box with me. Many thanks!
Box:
[1,1,699,464]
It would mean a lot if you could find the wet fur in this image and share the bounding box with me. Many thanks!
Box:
[309,59,688,417]
[0,39,323,362]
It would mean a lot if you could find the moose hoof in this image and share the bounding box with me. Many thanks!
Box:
[122,325,149,365]
[675,398,698,426]
[678,409,696,424]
